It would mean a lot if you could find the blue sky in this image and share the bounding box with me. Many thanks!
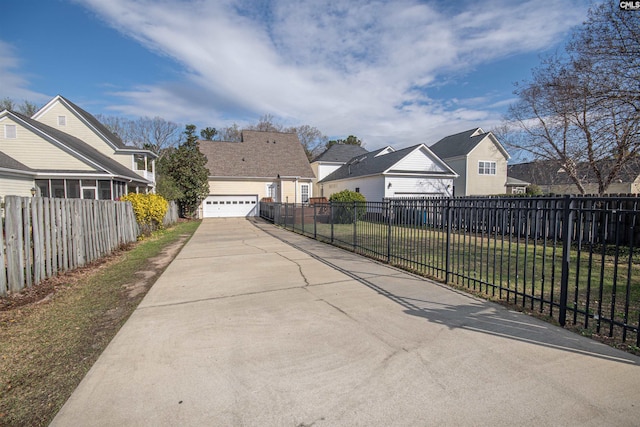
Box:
[1,0,593,149]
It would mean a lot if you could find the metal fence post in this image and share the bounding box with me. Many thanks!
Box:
[559,195,574,327]
[445,198,453,283]
[313,203,317,239]
[387,200,392,263]
[353,201,357,251]
[301,203,305,235]
[330,202,334,243]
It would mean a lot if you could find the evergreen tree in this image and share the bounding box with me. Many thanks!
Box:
[159,124,209,217]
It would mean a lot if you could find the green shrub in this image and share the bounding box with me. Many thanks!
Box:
[526,184,543,195]
[121,193,169,235]
[329,190,366,223]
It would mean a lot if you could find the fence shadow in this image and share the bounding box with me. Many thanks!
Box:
[251,218,640,366]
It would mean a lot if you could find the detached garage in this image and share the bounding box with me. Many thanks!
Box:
[198,130,316,218]
[202,195,258,218]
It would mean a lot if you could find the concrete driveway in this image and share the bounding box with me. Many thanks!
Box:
[51,218,640,426]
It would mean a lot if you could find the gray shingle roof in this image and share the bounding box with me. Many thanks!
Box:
[508,158,640,186]
[320,144,455,183]
[9,111,150,183]
[311,144,369,163]
[58,96,129,150]
[429,128,487,159]
[199,130,315,178]
[0,151,34,173]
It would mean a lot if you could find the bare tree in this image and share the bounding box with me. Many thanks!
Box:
[217,123,242,142]
[0,97,39,116]
[289,124,328,160]
[246,114,284,132]
[96,115,182,158]
[221,116,327,159]
[502,4,639,195]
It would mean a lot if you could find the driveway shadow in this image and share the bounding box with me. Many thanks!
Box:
[252,219,640,366]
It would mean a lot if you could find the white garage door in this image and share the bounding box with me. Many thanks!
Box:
[203,195,259,218]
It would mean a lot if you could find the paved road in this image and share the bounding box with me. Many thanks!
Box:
[52,218,640,426]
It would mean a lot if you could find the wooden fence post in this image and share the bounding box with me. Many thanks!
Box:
[5,196,25,292]
[0,198,6,296]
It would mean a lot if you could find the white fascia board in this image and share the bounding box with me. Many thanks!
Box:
[0,167,37,177]
[116,148,159,158]
[383,144,458,176]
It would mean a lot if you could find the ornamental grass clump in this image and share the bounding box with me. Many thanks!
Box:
[120,193,169,236]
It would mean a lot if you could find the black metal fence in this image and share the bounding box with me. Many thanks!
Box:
[260,195,640,346]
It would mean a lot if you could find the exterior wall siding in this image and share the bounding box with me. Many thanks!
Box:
[0,117,95,171]
[385,176,453,198]
[391,148,443,172]
[0,175,34,199]
[320,175,384,202]
[35,102,116,158]
[280,179,314,203]
[545,182,634,195]
[445,157,467,196]
[466,139,508,195]
[208,179,270,198]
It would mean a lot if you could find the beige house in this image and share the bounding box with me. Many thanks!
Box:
[198,130,315,217]
[1,100,154,201]
[430,128,510,196]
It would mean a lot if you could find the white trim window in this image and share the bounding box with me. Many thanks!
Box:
[266,183,277,200]
[301,184,309,203]
[478,161,496,175]
[4,124,17,139]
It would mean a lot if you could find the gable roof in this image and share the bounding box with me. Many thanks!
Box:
[0,151,34,172]
[33,95,153,154]
[320,144,457,183]
[430,127,509,160]
[311,144,369,163]
[3,111,150,183]
[199,130,315,179]
[508,158,640,186]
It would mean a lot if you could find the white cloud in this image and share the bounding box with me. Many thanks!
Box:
[0,41,50,105]
[73,0,587,148]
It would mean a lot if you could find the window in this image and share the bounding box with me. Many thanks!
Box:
[478,161,496,175]
[83,188,96,199]
[4,124,16,139]
[67,180,80,198]
[355,187,360,193]
[58,116,66,126]
[267,184,277,199]
[135,154,146,171]
[98,180,112,200]
[51,180,65,198]
[301,184,309,203]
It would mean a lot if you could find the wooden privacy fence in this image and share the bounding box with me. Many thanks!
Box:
[0,196,139,296]
[163,200,179,227]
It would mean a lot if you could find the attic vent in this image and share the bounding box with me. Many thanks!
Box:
[58,115,66,126]
[4,124,16,139]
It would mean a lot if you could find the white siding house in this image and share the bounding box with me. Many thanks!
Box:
[318,144,457,201]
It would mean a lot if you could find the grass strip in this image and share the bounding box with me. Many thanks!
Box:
[0,220,200,426]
